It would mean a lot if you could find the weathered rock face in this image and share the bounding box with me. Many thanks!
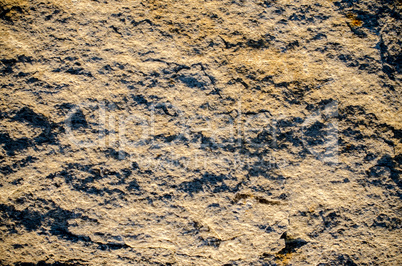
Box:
[0,0,401,265]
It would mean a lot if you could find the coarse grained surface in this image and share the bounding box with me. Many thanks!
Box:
[0,0,401,265]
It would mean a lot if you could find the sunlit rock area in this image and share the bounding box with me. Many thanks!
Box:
[0,0,401,265]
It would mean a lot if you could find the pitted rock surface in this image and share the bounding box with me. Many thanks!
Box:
[0,0,401,265]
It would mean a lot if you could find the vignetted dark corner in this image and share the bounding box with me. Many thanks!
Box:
[0,0,401,265]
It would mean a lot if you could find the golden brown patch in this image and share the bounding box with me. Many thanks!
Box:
[346,12,363,28]
[276,252,292,265]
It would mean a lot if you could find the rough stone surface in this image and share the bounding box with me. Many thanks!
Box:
[0,0,401,265]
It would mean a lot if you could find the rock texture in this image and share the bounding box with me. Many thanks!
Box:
[0,0,401,265]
